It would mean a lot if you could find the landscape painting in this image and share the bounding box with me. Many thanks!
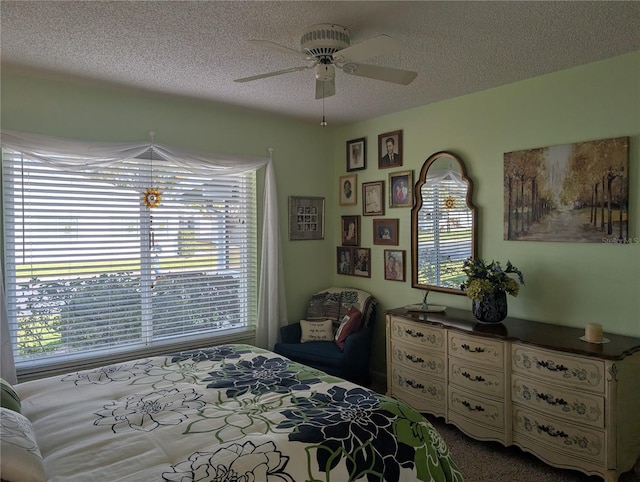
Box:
[504,137,629,243]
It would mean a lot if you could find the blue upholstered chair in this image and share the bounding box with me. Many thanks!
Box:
[273,287,377,386]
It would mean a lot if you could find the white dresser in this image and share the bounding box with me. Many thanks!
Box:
[386,307,640,482]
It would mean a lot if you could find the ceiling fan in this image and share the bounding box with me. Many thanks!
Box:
[234,24,418,99]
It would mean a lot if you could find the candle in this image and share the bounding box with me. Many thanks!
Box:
[585,323,603,343]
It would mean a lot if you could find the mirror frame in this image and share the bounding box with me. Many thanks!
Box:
[411,151,478,294]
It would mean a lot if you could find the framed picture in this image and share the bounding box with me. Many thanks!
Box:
[378,130,403,169]
[504,136,629,243]
[352,248,371,278]
[341,215,360,246]
[362,181,384,216]
[339,174,357,206]
[384,249,406,281]
[389,170,413,208]
[337,246,353,275]
[346,137,366,172]
[288,196,325,240]
[373,218,399,245]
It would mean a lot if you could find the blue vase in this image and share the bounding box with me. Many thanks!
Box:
[472,291,508,323]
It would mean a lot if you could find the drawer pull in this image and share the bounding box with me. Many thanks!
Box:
[536,360,568,372]
[537,423,568,439]
[461,343,485,353]
[536,392,568,407]
[462,371,485,382]
[404,329,424,339]
[461,400,485,412]
[405,354,425,364]
[405,379,425,390]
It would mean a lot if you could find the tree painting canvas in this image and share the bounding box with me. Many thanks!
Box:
[504,137,629,243]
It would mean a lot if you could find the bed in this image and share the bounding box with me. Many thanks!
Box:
[6,344,463,481]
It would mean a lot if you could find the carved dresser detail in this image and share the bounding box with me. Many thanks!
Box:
[386,307,640,482]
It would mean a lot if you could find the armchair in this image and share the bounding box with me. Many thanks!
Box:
[273,287,377,386]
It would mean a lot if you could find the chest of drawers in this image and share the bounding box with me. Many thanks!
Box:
[386,308,640,482]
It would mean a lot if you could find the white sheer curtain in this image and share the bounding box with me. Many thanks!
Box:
[1,259,17,384]
[1,130,288,380]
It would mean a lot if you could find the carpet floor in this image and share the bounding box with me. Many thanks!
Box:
[425,414,640,482]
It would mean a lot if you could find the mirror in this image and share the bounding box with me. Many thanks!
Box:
[412,151,477,294]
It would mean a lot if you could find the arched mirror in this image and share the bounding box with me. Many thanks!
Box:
[412,151,477,294]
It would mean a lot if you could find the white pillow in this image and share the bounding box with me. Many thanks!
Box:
[0,407,46,482]
[300,319,334,342]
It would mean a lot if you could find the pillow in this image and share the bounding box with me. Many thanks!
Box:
[1,377,22,414]
[334,307,363,350]
[306,292,328,319]
[0,407,46,482]
[300,319,335,342]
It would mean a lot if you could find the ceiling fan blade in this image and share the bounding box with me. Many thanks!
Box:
[315,79,336,100]
[342,63,418,85]
[333,34,400,63]
[249,39,309,60]
[234,65,313,83]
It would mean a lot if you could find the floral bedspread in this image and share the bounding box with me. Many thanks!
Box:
[16,344,463,481]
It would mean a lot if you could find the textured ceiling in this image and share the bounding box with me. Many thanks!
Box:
[1,1,639,126]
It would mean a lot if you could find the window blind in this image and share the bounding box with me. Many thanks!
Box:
[2,150,257,373]
[417,172,473,290]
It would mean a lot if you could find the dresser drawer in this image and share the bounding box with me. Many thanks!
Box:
[390,365,446,406]
[512,375,604,428]
[449,359,504,398]
[512,345,605,393]
[390,340,446,378]
[448,332,505,369]
[389,316,445,351]
[448,386,504,429]
[513,406,605,463]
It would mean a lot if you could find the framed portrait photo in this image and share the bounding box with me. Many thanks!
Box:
[288,196,325,240]
[373,218,399,245]
[337,246,353,275]
[352,248,371,278]
[339,174,357,206]
[346,137,366,172]
[378,130,403,169]
[341,215,360,246]
[389,170,413,208]
[384,249,406,281]
[362,181,384,216]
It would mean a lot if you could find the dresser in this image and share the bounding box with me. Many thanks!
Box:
[386,307,640,482]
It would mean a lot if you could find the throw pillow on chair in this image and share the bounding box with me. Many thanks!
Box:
[299,319,335,342]
[334,307,363,349]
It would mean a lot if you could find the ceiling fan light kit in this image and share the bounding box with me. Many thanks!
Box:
[316,64,335,82]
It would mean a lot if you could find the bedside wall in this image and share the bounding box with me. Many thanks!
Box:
[331,52,640,377]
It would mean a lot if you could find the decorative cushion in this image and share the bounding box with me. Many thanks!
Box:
[334,307,363,350]
[316,288,376,327]
[300,319,335,342]
[1,377,22,414]
[306,292,328,319]
[0,407,46,482]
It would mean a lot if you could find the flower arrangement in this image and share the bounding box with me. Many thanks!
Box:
[461,258,524,301]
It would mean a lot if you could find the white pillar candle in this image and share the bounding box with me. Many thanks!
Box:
[585,323,603,343]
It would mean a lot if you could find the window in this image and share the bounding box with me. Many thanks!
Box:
[2,149,257,375]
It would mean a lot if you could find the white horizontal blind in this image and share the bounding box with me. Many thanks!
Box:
[417,172,473,290]
[2,150,257,372]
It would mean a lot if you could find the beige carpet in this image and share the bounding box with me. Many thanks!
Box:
[425,414,640,482]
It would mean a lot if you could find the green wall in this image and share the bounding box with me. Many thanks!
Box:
[332,52,640,376]
[2,52,639,381]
